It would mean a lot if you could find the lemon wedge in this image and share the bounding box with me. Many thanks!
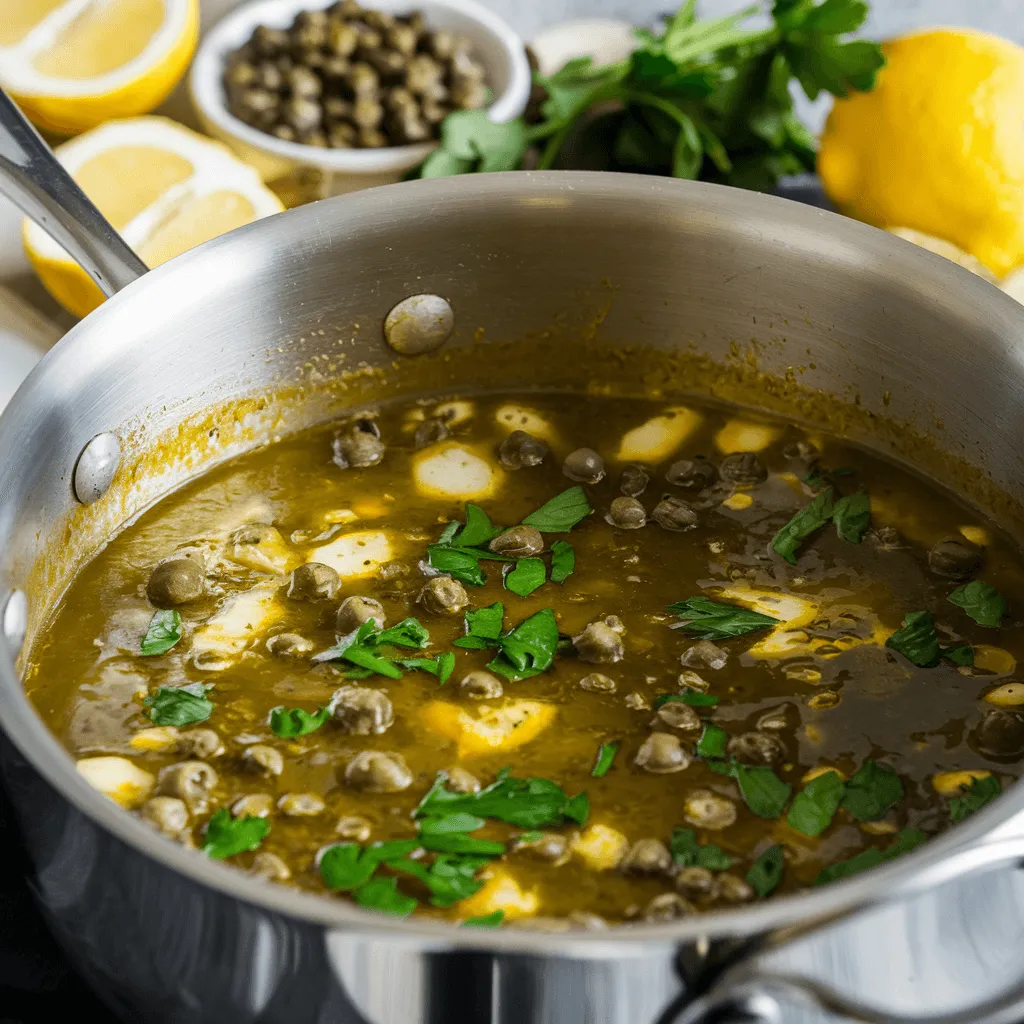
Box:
[23,116,283,317]
[0,0,198,134]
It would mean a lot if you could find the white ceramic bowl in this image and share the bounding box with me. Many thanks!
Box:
[190,0,532,190]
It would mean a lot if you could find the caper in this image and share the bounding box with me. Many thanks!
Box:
[147,555,204,607]
[643,893,695,922]
[635,732,690,774]
[377,562,411,582]
[459,670,503,700]
[680,640,728,670]
[573,620,624,664]
[322,57,352,83]
[563,447,606,484]
[450,76,487,109]
[232,793,274,818]
[337,595,385,633]
[330,686,394,735]
[272,124,297,142]
[406,54,443,94]
[256,61,283,91]
[676,866,719,901]
[665,458,718,490]
[727,731,785,765]
[718,875,754,903]
[288,562,340,602]
[389,111,431,143]
[284,96,322,133]
[928,537,983,579]
[386,24,417,55]
[181,728,224,759]
[514,831,570,865]
[252,26,289,56]
[651,495,698,531]
[327,125,357,148]
[418,576,469,616]
[498,430,548,470]
[332,424,385,470]
[267,632,315,658]
[329,21,359,56]
[352,98,384,128]
[719,452,767,486]
[278,792,326,817]
[579,672,616,693]
[428,30,457,60]
[621,838,672,875]
[414,417,450,448]
[445,766,480,794]
[870,525,903,549]
[568,911,608,930]
[358,127,389,148]
[606,496,646,529]
[619,464,649,497]
[489,526,543,558]
[336,815,372,842]
[972,708,1024,761]
[344,751,412,792]
[250,852,291,881]
[346,62,379,97]
[683,789,737,830]
[420,100,449,126]
[654,702,702,732]
[225,60,258,90]
[141,796,189,837]
[156,760,218,813]
[242,745,284,778]
[624,691,650,711]
[287,65,321,98]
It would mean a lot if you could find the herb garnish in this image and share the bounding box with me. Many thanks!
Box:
[416,768,589,829]
[463,910,505,928]
[140,609,182,656]
[521,486,593,533]
[417,814,506,856]
[549,540,575,583]
[948,581,1008,628]
[840,760,903,822]
[145,683,213,726]
[505,557,547,598]
[772,488,834,564]
[746,844,785,898]
[353,876,419,917]
[312,617,433,678]
[786,769,844,837]
[454,602,505,649]
[655,691,719,708]
[696,724,728,759]
[269,704,330,737]
[426,545,487,587]
[816,829,926,886]
[670,827,734,871]
[591,741,620,778]
[832,492,872,544]
[487,608,561,681]
[885,610,974,668]
[709,760,792,818]
[203,809,269,860]
[666,596,778,640]
[949,775,1001,823]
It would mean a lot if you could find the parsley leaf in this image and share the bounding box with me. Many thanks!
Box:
[655,691,719,708]
[399,652,456,686]
[140,609,182,656]
[772,488,834,563]
[521,486,593,533]
[670,827,734,871]
[786,769,844,836]
[318,840,421,890]
[390,853,491,907]
[454,504,502,548]
[145,683,212,726]
[832,492,871,543]
[667,596,778,640]
[710,760,792,818]
[416,768,589,829]
[377,618,431,649]
[840,760,903,821]
[454,602,505,649]
[419,110,529,177]
[591,741,619,777]
[487,608,560,681]
[203,809,269,860]
[463,910,504,928]
[816,829,926,886]
[269,704,330,737]
[353,876,419,917]
[549,540,575,583]
[426,545,487,586]
[948,581,1008,628]
[505,557,547,598]
[746,844,785,898]
[949,775,1001,823]
[696,723,728,759]
[885,610,972,668]
[313,618,433,678]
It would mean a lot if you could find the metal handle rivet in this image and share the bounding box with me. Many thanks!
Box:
[73,432,120,504]
[2,590,27,656]
[384,294,454,355]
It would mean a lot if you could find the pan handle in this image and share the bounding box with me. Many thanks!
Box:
[0,89,148,298]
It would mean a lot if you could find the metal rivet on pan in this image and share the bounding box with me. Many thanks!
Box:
[384,294,454,355]
[2,590,27,656]
[73,432,120,504]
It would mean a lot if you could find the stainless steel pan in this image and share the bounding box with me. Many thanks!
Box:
[3,89,1024,1024]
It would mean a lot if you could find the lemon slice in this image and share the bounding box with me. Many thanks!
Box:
[0,0,198,135]
[23,116,284,317]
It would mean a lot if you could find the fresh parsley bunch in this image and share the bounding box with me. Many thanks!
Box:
[417,0,884,191]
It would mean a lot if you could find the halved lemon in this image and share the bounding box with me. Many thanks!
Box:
[0,0,199,135]
[23,116,284,317]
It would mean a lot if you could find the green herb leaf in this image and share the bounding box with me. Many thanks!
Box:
[948,581,1008,628]
[454,602,505,649]
[710,760,792,818]
[419,812,486,835]
[392,853,492,908]
[426,109,529,174]
[505,557,547,598]
[376,617,431,649]
[318,839,421,890]
[203,809,269,860]
[746,844,785,897]
[885,610,940,668]
[417,833,506,856]
[816,829,926,886]
[772,488,835,564]
[832,492,871,544]
[696,724,728,759]
[463,910,504,928]
[666,596,778,641]
[840,760,903,821]
[427,545,486,586]
[353,876,419,917]
[400,652,456,685]
[591,741,620,778]
[786,769,844,836]
[417,768,588,829]
[655,691,719,708]
[949,775,1001,823]
[145,683,212,726]
[521,486,593,533]
[549,540,575,583]
[269,704,330,737]
[943,644,974,667]
[140,609,182,656]
[312,621,403,677]
[453,504,502,548]
[670,827,734,871]
[487,608,560,681]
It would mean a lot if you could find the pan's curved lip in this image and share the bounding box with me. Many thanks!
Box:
[4,171,1024,954]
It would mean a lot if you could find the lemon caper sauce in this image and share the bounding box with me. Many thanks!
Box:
[24,393,1024,927]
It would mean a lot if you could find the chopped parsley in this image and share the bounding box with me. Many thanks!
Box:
[521,486,593,533]
[504,557,547,598]
[591,741,620,778]
[772,488,835,564]
[832,492,872,544]
[840,760,903,822]
[463,910,504,928]
[140,609,182,656]
[709,760,792,818]
[666,596,778,641]
[269,704,330,737]
[816,830,926,886]
[655,691,719,708]
[786,769,844,837]
[949,775,1001,823]
[746,844,785,897]
[319,839,421,891]
[353,876,419,917]
[487,608,560,681]
[426,545,487,587]
[400,652,456,686]
[145,683,212,726]
[885,610,973,668]
[696,724,728,759]
[203,809,269,860]
[549,540,575,583]
[454,602,505,649]
[948,581,1007,628]
[312,618,434,679]
[670,827,734,871]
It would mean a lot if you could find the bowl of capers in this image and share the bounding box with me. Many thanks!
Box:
[190,0,531,188]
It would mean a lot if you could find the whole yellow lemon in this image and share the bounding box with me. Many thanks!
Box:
[819,28,1024,278]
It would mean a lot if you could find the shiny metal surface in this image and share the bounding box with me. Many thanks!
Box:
[0,89,147,297]
[1,163,1024,1024]
[71,431,121,503]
